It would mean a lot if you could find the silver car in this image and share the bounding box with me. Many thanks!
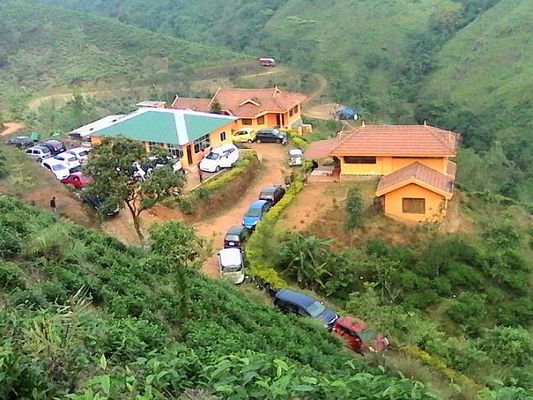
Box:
[25,145,52,161]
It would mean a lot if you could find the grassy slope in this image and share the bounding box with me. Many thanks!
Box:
[0,196,436,398]
[0,0,243,104]
[424,0,533,129]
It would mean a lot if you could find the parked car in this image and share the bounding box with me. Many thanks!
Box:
[5,136,35,148]
[217,248,245,285]
[259,185,286,205]
[273,289,339,328]
[41,158,71,180]
[255,128,287,144]
[80,191,120,217]
[332,316,390,354]
[25,145,52,161]
[231,128,257,143]
[60,172,94,189]
[54,151,81,169]
[144,155,183,173]
[67,147,91,164]
[199,143,239,173]
[288,148,303,166]
[224,225,251,249]
[42,139,66,156]
[242,200,271,229]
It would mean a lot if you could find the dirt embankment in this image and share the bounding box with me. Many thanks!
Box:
[0,122,26,137]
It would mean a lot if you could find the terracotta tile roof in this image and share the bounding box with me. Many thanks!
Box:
[170,97,211,112]
[376,162,455,199]
[330,124,459,157]
[171,87,307,118]
[304,138,341,159]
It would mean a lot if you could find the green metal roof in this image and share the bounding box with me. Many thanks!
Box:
[92,108,236,146]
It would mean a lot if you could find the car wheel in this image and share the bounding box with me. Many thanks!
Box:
[256,139,261,144]
[277,138,282,144]
[215,166,221,172]
[247,139,252,143]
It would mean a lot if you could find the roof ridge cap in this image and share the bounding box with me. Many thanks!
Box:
[424,125,456,153]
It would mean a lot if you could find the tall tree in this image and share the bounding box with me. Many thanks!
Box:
[85,138,185,243]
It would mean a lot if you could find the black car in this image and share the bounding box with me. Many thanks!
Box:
[259,185,286,205]
[255,129,287,144]
[5,136,35,148]
[80,192,119,217]
[224,225,251,249]
[273,289,339,328]
[42,139,66,156]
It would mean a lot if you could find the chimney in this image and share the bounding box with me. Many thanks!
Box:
[361,120,366,127]
[423,120,427,126]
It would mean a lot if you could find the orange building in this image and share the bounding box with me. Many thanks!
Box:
[327,123,460,222]
[171,87,307,130]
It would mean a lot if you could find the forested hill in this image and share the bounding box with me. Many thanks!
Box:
[39,0,533,206]
[0,0,242,106]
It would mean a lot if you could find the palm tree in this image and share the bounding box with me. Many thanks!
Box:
[278,234,332,290]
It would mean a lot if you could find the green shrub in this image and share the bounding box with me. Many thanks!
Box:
[0,149,8,178]
[178,197,195,215]
[477,326,533,368]
[344,186,365,230]
[447,293,487,335]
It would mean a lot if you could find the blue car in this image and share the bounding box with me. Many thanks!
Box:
[273,289,339,328]
[242,200,271,229]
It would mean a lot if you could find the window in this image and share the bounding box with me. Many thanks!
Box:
[193,134,211,153]
[402,198,426,214]
[289,108,294,117]
[241,118,253,125]
[148,141,164,150]
[344,156,377,164]
[220,131,227,141]
[168,145,183,158]
[257,115,265,125]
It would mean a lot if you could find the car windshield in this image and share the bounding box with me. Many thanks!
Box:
[245,208,262,217]
[225,234,240,242]
[51,164,66,171]
[221,265,243,273]
[305,301,326,317]
[206,152,219,160]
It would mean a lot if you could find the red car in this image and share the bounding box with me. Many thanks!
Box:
[60,172,94,189]
[332,316,389,354]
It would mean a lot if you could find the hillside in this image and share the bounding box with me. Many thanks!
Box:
[0,195,437,399]
[420,0,533,204]
[0,0,243,107]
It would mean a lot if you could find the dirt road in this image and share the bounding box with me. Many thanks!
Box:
[0,122,26,137]
[194,143,287,277]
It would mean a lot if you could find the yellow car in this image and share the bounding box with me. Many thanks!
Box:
[231,128,257,143]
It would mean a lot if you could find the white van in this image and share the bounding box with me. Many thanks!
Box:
[199,143,239,173]
[67,147,91,164]
[218,248,245,285]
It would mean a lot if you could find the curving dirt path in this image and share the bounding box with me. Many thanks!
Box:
[0,122,26,137]
[193,143,287,278]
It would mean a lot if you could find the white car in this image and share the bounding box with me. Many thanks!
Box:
[288,149,303,166]
[54,151,81,169]
[67,147,91,164]
[217,248,245,285]
[199,143,239,173]
[41,158,71,180]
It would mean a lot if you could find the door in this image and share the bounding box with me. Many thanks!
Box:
[186,145,193,165]
[276,114,282,127]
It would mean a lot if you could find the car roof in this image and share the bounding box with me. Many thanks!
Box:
[335,316,367,332]
[226,225,247,235]
[56,151,76,157]
[68,147,89,153]
[44,139,63,145]
[236,128,254,133]
[212,143,237,152]
[275,289,316,307]
[43,157,67,165]
[29,145,50,151]
[219,248,242,266]
[250,200,268,209]
[260,186,279,194]
[289,149,303,155]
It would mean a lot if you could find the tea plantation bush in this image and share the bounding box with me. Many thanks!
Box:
[0,195,437,399]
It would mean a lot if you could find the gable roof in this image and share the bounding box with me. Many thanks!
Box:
[90,108,236,146]
[375,162,455,199]
[171,87,307,118]
[330,124,460,157]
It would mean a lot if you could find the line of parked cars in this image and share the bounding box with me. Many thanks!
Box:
[231,128,288,145]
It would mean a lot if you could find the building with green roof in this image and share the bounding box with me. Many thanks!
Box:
[90,108,238,168]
